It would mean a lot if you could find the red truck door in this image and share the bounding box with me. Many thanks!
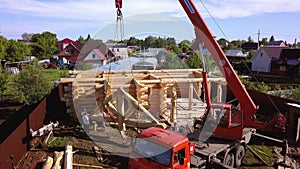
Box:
[172,144,190,169]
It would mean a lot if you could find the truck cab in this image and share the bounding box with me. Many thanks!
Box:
[129,127,193,169]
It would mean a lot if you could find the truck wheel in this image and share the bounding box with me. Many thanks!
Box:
[235,145,245,167]
[223,153,234,167]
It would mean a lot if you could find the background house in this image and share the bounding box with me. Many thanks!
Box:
[241,42,259,53]
[267,40,286,47]
[57,40,115,69]
[80,49,107,67]
[251,46,288,73]
[58,43,83,61]
[251,46,294,75]
[106,43,128,60]
[225,50,250,75]
[276,48,300,76]
[56,38,76,53]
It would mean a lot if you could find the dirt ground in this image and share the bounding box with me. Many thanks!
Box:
[17,118,130,169]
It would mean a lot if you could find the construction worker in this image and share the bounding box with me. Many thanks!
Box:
[81,107,90,134]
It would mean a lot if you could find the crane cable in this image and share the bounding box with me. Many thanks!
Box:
[114,2,135,78]
[114,13,125,41]
[197,0,281,113]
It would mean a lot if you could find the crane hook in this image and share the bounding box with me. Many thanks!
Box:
[116,8,123,20]
[115,0,123,20]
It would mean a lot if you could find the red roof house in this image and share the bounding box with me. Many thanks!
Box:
[56,38,76,53]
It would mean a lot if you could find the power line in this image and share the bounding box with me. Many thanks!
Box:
[198,0,229,40]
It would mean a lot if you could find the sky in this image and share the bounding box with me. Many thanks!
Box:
[0,0,300,44]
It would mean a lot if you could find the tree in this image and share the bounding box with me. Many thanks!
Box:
[127,37,138,46]
[292,87,300,101]
[144,36,156,47]
[186,53,201,68]
[106,39,118,43]
[247,49,256,58]
[22,32,33,42]
[157,51,187,69]
[0,72,8,101]
[247,36,254,43]
[165,37,176,46]
[155,37,167,48]
[255,82,271,93]
[170,44,180,54]
[0,36,8,61]
[269,35,275,42]
[30,31,58,60]
[261,38,268,46]
[85,34,93,42]
[11,61,54,105]
[76,35,85,43]
[5,40,31,62]
[217,38,228,50]
[228,40,242,49]
[179,40,191,53]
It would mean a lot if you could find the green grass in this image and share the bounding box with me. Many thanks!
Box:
[47,136,74,147]
[42,68,69,82]
[242,145,278,167]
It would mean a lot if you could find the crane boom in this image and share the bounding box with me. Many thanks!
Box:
[115,0,122,8]
[178,0,258,127]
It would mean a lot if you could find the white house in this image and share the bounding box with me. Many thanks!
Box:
[83,49,107,67]
[111,47,128,59]
[251,46,288,73]
[106,43,129,59]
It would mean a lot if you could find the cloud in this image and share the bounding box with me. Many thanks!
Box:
[1,0,300,22]
[0,0,114,22]
[1,0,300,41]
[94,13,194,42]
[199,0,300,19]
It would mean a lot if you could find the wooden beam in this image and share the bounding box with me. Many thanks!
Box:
[60,77,105,83]
[42,156,53,169]
[64,141,73,169]
[73,163,104,168]
[118,88,160,124]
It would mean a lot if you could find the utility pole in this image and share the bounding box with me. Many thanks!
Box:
[257,30,260,49]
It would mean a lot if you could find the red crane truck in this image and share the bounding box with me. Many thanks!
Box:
[128,0,285,168]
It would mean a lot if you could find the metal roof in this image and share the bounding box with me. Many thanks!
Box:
[93,57,157,71]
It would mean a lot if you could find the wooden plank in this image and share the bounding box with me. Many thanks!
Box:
[60,77,105,83]
[93,146,103,162]
[52,151,64,169]
[73,163,104,168]
[42,156,53,169]
[118,88,159,124]
[72,83,103,88]
[64,142,73,169]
